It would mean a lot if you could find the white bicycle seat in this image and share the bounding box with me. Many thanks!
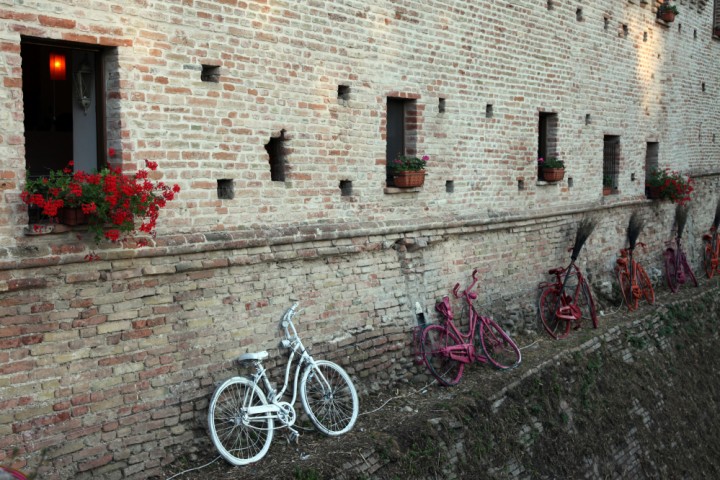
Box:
[238,351,268,362]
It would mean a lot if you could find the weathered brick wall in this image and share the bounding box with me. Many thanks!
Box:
[2,0,720,478]
[3,179,720,478]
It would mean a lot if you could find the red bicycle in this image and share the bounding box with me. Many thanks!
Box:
[420,269,521,386]
[538,262,598,339]
[703,226,720,279]
[664,234,697,292]
[616,243,655,311]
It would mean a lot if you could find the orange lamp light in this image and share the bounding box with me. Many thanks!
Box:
[49,53,66,80]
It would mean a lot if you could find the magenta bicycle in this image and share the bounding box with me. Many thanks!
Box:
[420,269,521,386]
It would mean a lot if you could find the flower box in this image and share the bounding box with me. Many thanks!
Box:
[392,170,426,188]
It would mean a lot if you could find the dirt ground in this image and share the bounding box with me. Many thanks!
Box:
[156,278,718,480]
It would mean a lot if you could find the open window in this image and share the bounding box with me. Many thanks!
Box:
[385,97,417,186]
[21,38,107,178]
[603,136,621,195]
[537,112,558,179]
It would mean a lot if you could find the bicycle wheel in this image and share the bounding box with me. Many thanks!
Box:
[538,286,570,339]
[664,248,679,293]
[420,324,464,386]
[208,377,274,465]
[680,252,698,288]
[617,268,636,311]
[478,318,521,369]
[636,263,655,304]
[704,242,715,279]
[577,280,598,329]
[300,360,359,436]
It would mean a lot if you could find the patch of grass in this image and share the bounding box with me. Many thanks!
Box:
[294,467,321,480]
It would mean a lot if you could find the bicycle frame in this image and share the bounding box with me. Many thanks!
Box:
[616,248,642,300]
[434,270,502,365]
[703,228,720,277]
[548,262,583,323]
[241,304,329,426]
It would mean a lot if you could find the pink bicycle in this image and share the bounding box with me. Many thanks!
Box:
[420,269,521,386]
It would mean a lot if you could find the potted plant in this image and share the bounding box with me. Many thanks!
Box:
[603,175,614,195]
[657,3,679,23]
[645,167,693,205]
[389,154,428,188]
[539,156,565,182]
[21,160,180,244]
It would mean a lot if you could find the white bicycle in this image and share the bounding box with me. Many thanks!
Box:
[207,303,359,465]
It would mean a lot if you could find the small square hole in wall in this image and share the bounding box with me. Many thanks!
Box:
[678,24,682,34]
[339,180,352,196]
[438,98,446,113]
[446,180,454,193]
[694,29,698,39]
[567,177,573,188]
[702,82,706,92]
[621,24,629,38]
[201,65,221,83]
[585,114,591,125]
[486,104,493,118]
[643,31,648,42]
[337,85,350,101]
[547,0,554,10]
[713,134,716,143]
[518,179,525,191]
[576,8,583,21]
[604,17,609,30]
[217,179,234,199]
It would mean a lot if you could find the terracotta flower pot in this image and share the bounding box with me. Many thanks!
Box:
[659,11,676,23]
[392,170,426,188]
[542,167,565,182]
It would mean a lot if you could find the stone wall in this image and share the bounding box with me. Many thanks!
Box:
[2,0,720,478]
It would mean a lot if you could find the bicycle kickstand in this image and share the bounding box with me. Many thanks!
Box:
[287,427,300,444]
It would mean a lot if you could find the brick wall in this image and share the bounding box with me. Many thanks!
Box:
[2,0,720,478]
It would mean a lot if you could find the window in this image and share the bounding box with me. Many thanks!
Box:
[385,97,417,185]
[645,142,659,197]
[21,38,107,178]
[265,130,287,182]
[714,0,720,37]
[537,112,558,179]
[603,136,621,195]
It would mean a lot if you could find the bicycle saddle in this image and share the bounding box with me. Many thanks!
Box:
[238,351,268,362]
[548,267,564,275]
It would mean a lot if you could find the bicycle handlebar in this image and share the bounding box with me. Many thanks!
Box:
[453,269,479,300]
[280,303,300,342]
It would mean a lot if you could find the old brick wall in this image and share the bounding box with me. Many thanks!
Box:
[2,0,720,478]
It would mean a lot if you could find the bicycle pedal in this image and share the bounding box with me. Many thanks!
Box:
[287,430,300,444]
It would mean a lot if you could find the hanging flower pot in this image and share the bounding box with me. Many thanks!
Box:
[393,170,426,188]
[542,168,565,182]
[657,5,679,23]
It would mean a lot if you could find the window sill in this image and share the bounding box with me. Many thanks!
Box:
[384,186,423,194]
[535,180,562,186]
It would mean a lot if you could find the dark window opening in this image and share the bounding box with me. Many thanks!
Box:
[485,104,493,118]
[337,85,350,101]
[576,8,583,21]
[21,38,107,179]
[715,0,720,37]
[201,65,221,83]
[339,180,352,196]
[265,130,287,182]
[645,142,659,197]
[385,97,417,186]
[446,180,454,193]
[547,0,554,10]
[217,179,234,199]
[538,112,558,179]
[438,98,446,113]
[603,136,621,195]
